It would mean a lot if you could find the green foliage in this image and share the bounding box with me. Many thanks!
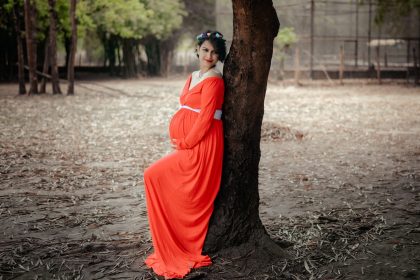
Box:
[145,0,186,40]
[86,0,149,39]
[56,0,70,35]
[2,0,15,13]
[373,0,420,25]
[81,0,185,40]
[273,27,298,78]
[2,0,71,42]
[0,1,12,31]
[76,0,95,39]
[1,0,188,71]
[1,0,186,43]
[34,0,50,41]
[275,27,298,51]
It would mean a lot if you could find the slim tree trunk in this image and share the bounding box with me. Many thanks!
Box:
[376,45,381,84]
[413,48,419,85]
[64,36,71,70]
[339,46,344,85]
[144,37,160,76]
[13,1,26,95]
[67,0,77,95]
[40,37,49,93]
[108,35,118,76]
[116,42,122,76]
[294,47,300,86]
[24,0,38,95]
[159,38,176,77]
[48,0,62,94]
[204,0,283,256]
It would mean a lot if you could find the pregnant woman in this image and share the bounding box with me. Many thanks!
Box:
[143,31,227,279]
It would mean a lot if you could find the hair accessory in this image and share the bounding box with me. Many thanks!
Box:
[196,31,224,41]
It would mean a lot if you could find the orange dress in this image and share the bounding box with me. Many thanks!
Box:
[143,75,224,279]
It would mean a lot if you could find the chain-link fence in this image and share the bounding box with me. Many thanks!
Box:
[214,0,420,81]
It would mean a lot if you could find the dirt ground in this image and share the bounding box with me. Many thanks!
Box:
[0,77,419,280]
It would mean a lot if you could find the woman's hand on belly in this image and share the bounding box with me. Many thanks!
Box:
[170,138,176,149]
[171,138,179,150]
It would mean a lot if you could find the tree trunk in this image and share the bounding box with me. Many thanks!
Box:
[108,35,118,76]
[204,0,282,255]
[117,43,122,75]
[67,0,77,95]
[0,31,7,82]
[122,38,137,78]
[159,38,176,77]
[24,0,38,95]
[136,44,145,75]
[13,1,26,95]
[40,37,49,93]
[144,37,160,76]
[48,0,62,94]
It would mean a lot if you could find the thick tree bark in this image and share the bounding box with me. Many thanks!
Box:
[13,2,26,95]
[204,0,281,253]
[67,0,77,95]
[24,0,38,95]
[48,0,62,94]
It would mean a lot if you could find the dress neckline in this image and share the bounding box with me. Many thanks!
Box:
[187,74,223,92]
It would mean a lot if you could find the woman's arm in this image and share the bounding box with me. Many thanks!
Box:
[175,78,224,150]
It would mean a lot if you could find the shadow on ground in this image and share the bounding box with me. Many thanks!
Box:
[0,79,419,279]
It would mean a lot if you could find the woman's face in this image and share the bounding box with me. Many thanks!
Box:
[197,40,219,69]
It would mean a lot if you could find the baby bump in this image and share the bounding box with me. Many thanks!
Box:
[169,109,198,139]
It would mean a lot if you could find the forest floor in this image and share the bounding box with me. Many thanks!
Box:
[0,77,419,280]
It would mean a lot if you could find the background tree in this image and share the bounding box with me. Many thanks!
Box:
[156,0,216,77]
[12,0,26,94]
[0,0,215,83]
[30,0,53,94]
[81,0,186,77]
[374,0,420,24]
[140,0,186,76]
[39,34,49,93]
[0,1,19,82]
[67,0,77,95]
[24,0,38,94]
[204,0,284,258]
[48,0,62,94]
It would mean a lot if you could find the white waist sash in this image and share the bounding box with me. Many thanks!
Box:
[180,105,222,120]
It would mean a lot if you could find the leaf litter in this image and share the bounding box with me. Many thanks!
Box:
[0,79,419,279]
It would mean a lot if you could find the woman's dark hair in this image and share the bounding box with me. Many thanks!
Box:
[196,30,227,63]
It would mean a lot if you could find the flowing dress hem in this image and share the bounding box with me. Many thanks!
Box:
[145,256,212,279]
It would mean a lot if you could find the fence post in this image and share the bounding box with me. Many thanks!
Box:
[367,0,372,67]
[310,0,314,79]
[414,48,419,85]
[406,40,411,84]
[376,45,381,84]
[294,47,300,86]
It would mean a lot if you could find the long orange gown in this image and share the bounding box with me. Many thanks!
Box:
[143,74,224,279]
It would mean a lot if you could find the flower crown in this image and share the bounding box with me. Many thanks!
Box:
[196,31,224,41]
